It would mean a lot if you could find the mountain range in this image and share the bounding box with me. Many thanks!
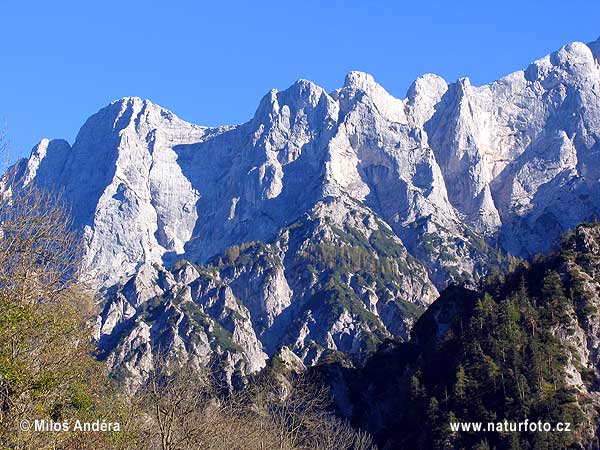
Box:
[4,36,600,389]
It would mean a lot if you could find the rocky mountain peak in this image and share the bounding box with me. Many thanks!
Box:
[343,71,378,91]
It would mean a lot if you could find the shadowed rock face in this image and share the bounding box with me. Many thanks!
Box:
[5,37,600,387]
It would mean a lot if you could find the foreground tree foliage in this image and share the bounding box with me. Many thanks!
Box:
[0,187,139,448]
[0,184,376,449]
[138,356,376,450]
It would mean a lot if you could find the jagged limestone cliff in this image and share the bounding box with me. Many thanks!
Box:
[4,37,600,387]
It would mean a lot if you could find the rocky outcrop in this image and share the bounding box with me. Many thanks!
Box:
[96,197,437,387]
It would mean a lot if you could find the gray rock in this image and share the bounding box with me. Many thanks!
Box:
[5,36,600,387]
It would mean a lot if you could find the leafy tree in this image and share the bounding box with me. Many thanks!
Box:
[0,186,138,449]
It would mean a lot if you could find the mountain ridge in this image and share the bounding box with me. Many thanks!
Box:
[4,35,600,388]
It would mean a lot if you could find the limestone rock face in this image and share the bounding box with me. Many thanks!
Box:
[5,37,600,386]
[95,197,437,387]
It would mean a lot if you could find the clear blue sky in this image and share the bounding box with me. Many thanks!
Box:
[1,0,599,161]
